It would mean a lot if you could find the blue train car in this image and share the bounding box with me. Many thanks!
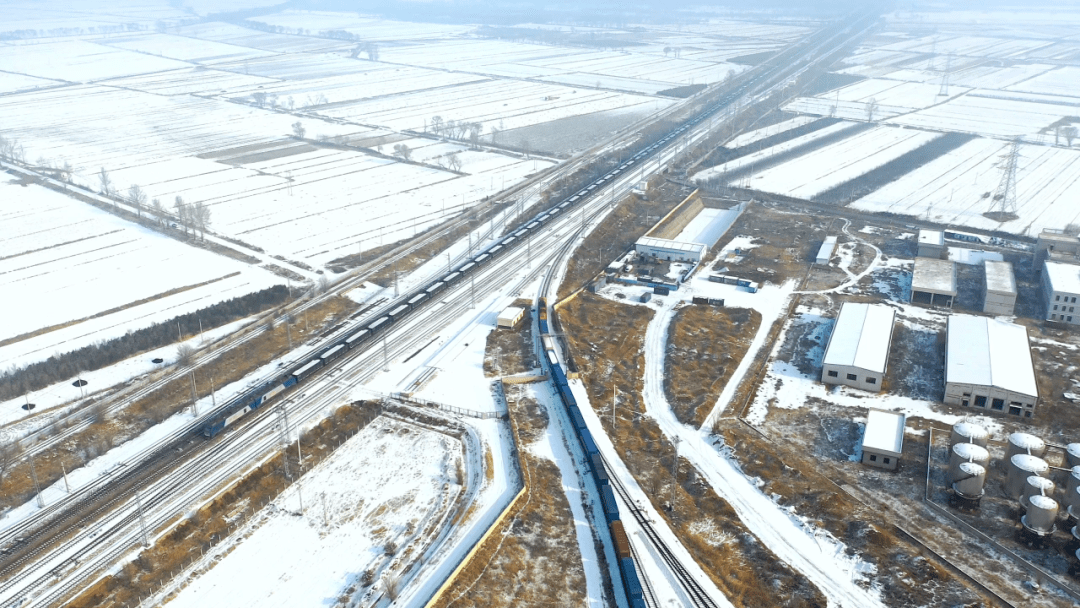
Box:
[538,318,549,334]
[580,427,599,458]
[291,358,324,383]
[590,454,609,486]
[569,406,587,435]
[621,558,644,603]
[600,485,619,522]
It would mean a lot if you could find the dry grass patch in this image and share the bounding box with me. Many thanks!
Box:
[65,402,382,608]
[665,305,761,428]
[0,296,358,511]
[559,293,825,608]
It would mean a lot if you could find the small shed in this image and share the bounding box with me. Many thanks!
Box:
[815,236,837,265]
[496,306,525,329]
[918,229,946,259]
[861,409,906,471]
[911,258,957,308]
[983,260,1016,316]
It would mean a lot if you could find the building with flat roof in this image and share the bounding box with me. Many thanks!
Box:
[821,302,896,392]
[1042,260,1080,324]
[911,258,956,308]
[634,236,707,264]
[917,229,946,259]
[1036,228,1080,263]
[861,408,906,471]
[945,315,1038,418]
[983,260,1016,316]
[496,306,525,329]
[815,236,837,265]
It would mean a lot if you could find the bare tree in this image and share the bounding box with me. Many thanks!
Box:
[468,123,483,149]
[490,126,500,144]
[192,201,211,239]
[0,441,18,488]
[292,121,306,139]
[252,91,267,107]
[430,115,444,136]
[446,151,462,172]
[865,98,879,122]
[176,343,195,367]
[1065,126,1078,147]
[174,195,187,234]
[128,184,147,218]
[392,143,412,160]
[381,572,401,601]
[365,42,379,61]
[59,160,74,183]
[286,95,295,110]
[98,167,113,198]
[152,198,164,224]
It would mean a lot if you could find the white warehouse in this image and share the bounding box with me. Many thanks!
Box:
[821,302,896,392]
[634,236,707,264]
[945,315,1039,418]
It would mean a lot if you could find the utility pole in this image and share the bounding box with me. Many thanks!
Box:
[321,493,329,526]
[382,336,390,372]
[611,385,617,428]
[189,372,198,417]
[446,252,452,274]
[136,491,149,547]
[210,376,216,408]
[29,456,44,508]
[393,261,399,297]
[286,320,293,349]
[470,275,476,309]
[62,463,70,493]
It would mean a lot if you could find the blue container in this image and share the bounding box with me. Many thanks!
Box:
[600,485,620,522]
[621,557,643,600]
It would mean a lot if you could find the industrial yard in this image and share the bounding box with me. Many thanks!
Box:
[4,3,1080,608]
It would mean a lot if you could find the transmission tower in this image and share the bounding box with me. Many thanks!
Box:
[991,138,1021,218]
[926,37,938,71]
[937,54,952,97]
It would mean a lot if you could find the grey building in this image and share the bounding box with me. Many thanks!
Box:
[983,260,1016,316]
[945,314,1038,418]
[917,229,946,259]
[1042,260,1080,324]
[911,258,957,308]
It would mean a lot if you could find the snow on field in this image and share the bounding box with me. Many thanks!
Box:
[169,416,462,608]
[814,77,969,113]
[878,34,1053,60]
[1007,65,1080,99]
[250,11,474,41]
[0,0,186,33]
[693,121,861,182]
[852,138,1080,236]
[175,22,353,54]
[886,93,1078,139]
[0,71,62,94]
[723,115,819,149]
[97,32,276,64]
[0,175,281,365]
[103,66,279,97]
[746,126,941,200]
[0,39,193,82]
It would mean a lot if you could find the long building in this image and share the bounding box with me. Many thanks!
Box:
[634,236,707,263]
[1042,260,1080,324]
[821,302,896,392]
[945,315,1038,418]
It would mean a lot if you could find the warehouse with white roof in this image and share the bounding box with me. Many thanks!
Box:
[821,302,896,392]
[861,408,906,471]
[634,236,707,264]
[945,315,1039,418]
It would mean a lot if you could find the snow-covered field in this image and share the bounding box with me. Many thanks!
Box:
[0,175,282,368]
[693,120,861,182]
[851,138,1080,235]
[169,416,463,608]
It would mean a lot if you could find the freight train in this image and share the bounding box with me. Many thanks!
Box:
[539,301,647,608]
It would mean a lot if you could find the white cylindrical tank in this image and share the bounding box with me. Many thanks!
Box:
[1021,475,1056,508]
[1066,485,1080,517]
[1073,525,1080,543]
[1006,454,1049,499]
[948,443,990,482]
[1068,444,1080,469]
[950,422,989,448]
[951,462,986,499]
[1022,495,1058,536]
[1006,432,1046,460]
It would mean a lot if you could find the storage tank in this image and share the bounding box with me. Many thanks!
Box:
[1006,454,1049,499]
[951,462,986,499]
[1021,495,1058,536]
[1067,466,1080,500]
[950,422,989,448]
[1068,443,1080,468]
[1021,475,1056,508]
[1006,432,1046,460]
[1066,486,1080,521]
[948,443,990,482]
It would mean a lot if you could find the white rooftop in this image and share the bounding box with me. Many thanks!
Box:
[946,315,1038,398]
[862,409,905,457]
[497,306,523,322]
[816,236,837,262]
[919,229,944,246]
[984,260,1016,295]
[822,303,896,374]
[912,257,957,295]
[1044,260,1080,295]
[636,236,707,254]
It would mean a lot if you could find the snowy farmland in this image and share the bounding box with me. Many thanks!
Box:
[0,175,282,369]
[169,416,464,608]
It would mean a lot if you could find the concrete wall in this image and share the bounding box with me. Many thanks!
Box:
[862,449,899,471]
[822,363,884,392]
[917,243,946,259]
[647,190,703,240]
[983,289,1016,315]
[944,382,1037,419]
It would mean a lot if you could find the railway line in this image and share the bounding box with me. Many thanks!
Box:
[0,11,881,606]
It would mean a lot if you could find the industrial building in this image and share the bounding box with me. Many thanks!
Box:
[917,229,946,259]
[1042,260,1080,324]
[821,302,896,392]
[861,408,906,471]
[910,258,956,308]
[1036,228,1080,262]
[983,260,1017,316]
[496,306,525,329]
[815,236,837,265]
[634,236,707,264]
[945,315,1039,418]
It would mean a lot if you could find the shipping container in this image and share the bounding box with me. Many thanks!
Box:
[387,304,409,321]
[621,558,644,600]
[654,286,670,295]
[600,485,619,522]
[345,329,370,348]
[639,292,652,303]
[611,520,631,559]
[292,359,324,383]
